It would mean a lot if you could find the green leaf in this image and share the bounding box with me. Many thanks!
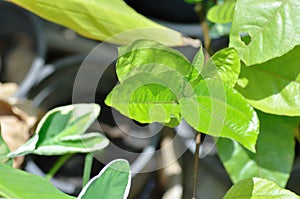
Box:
[10,0,185,46]
[217,112,298,187]
[180,79,259,152]
[224,177,300,199]
[207,0,236,24]
[235,46,300,116]
[0,126,12,166]
[116,39,194,83]
[8,104,108,157]
[106,70,185,126]
[78,159,131,199]
[0,163,75,199]
[203,47,240,88]
[192,45,204,73]
[229,0,300,65]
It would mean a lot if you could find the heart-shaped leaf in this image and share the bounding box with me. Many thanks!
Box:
[224,177,300,199]
[10,0,185,46]
[8,104,108,157]
[78,159,131,199]
[217,111,298,187]
[235,46,300,116]
[230,0,300,65]
[0,163,75,199]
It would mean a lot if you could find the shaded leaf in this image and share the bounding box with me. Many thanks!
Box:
[78,159,131,199]
[8,104,106,157]
[207,0,236,24]
[0,163,75,199]
[224,177,300,199]
[217,111,298,187]
[181,79,259,152]
[229,0,300,65]
[235,46,300,116]
[10,0,185,46]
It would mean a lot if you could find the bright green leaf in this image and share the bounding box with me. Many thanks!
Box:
[235,46,300,116]
[217,112,298,187]
[10,0,185,46]
[203,47,240,88]
[224,177,300,199]
[0,163,75,199]
[78,159,131,199]
[192,45,204,73]
[116,39,194,82]
[8,104,106,157]
[106,70,185,126]
[207,0,236,24]
[181,79,259,152]
[229,0,300,65]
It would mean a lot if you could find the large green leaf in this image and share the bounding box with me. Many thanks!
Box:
[235,46,300,116]
[116,39,196,83]
[207,0,236,24]
[106,70,185,126]
[10,0,185,46]
[217,112,298,187]
[229,0,300,65]
[0,126,12,166]
[78,159,131,199]
[224,177,300,199]
[8,104,109,157]
[180,79,259,152]
[203,47,240,88]
[0,163,75,199]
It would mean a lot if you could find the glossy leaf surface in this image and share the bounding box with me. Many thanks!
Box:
[224,177,300,199]
[203,47,240,88]
[10,0,184,45]
[181,80,259,152]
[8,104,109,157]
[0,163,74,199]
[236,46,300,116]
[78,159,131,199]
[217,112,298,187]
[230,0,300,65]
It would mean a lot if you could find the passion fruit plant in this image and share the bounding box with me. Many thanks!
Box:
[3,0,300,198]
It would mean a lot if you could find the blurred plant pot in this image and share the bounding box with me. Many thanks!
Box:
[23,51,160,198]
[0,1,46,97]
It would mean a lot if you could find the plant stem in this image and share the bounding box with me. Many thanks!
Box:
[82,153,93,188]
[194,4,212,56]
[192,132,202,199]
[45,153,73,180]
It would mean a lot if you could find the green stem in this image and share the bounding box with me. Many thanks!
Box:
[45,153,73,180]
[82,153,94,188]
[192,132,202,199]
